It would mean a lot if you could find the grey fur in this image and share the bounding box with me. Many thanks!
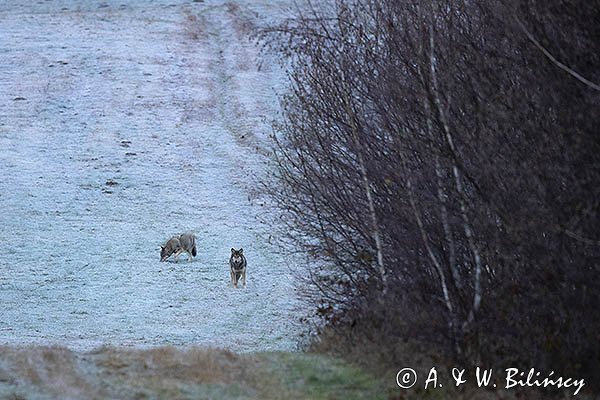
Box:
[229,248,247,288]
[160,232,197,262]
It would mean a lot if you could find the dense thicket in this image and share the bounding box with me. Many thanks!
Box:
[265,0,600,385]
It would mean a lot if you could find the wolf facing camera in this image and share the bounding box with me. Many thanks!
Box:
[229,248,247,288]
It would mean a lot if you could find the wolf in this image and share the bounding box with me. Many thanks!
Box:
[160,232,197,262]
[229,248,247,288]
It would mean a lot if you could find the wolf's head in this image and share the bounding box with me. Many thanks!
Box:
[230,248,244,267]
[160,246,171,262]
[160,237,180,262]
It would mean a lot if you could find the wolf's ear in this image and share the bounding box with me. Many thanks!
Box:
[239,248,243,254]
[161,246,164,250]
[231,248,235,253]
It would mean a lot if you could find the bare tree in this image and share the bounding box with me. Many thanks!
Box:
[263,0,600,386]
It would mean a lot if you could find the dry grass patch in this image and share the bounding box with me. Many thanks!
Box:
[0,345,100,399]
[0,346,385,399]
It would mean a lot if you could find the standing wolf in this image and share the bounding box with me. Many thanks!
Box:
[160,232,197,262]
[229,248,247,288]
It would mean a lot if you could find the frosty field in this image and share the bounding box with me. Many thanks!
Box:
[0,0,302,352]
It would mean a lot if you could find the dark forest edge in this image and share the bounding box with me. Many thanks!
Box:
[261,0,600,397]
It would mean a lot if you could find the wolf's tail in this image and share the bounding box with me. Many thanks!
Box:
[192,245,197,257]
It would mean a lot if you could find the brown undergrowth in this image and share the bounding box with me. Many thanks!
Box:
[0,345,384,399]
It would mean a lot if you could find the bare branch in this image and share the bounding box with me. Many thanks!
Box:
[514,16,600,92]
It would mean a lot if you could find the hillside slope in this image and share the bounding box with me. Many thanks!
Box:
[0,0,301,351]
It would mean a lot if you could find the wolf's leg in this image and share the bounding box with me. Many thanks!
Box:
[188,250,192,262]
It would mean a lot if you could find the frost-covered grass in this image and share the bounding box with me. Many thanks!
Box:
[0,0,302,351]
